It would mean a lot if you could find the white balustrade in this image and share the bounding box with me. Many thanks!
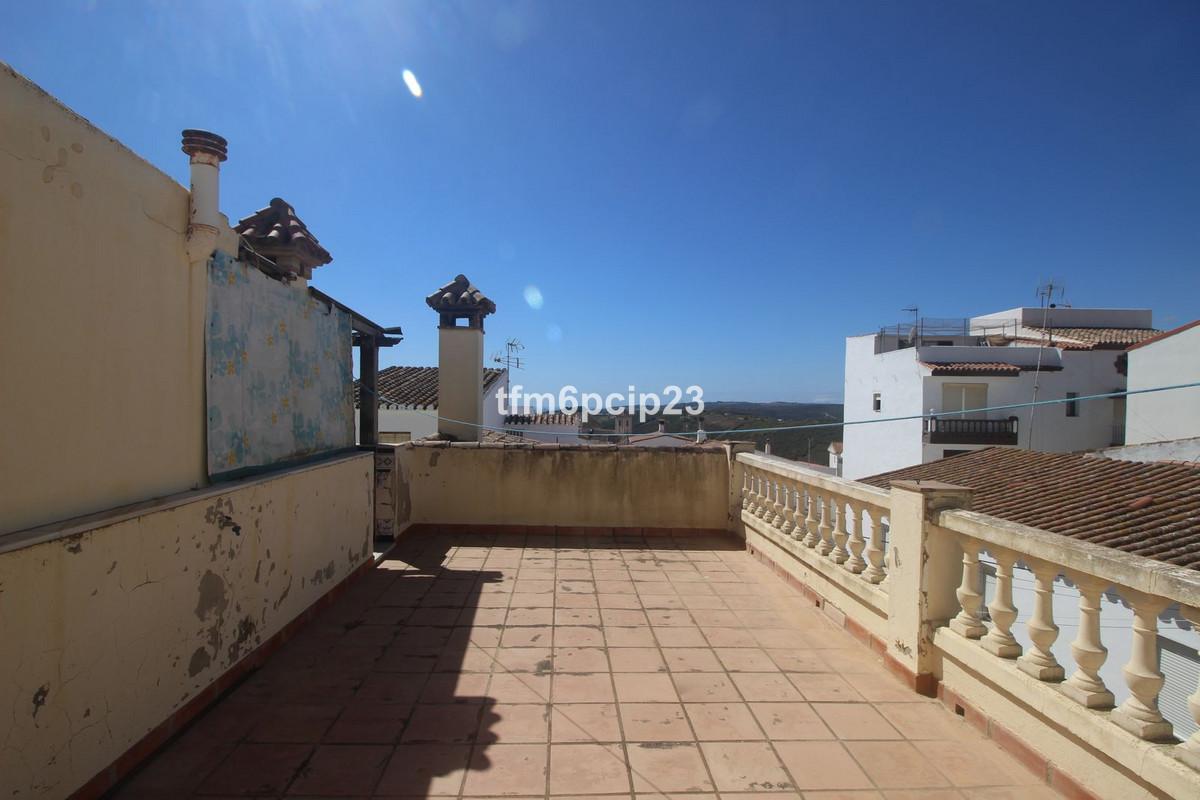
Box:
[949,538,986,639]
[980,548,1021,658]
[1060,575,1114,709]
[802,488,821,548]
[1016,561,1064,682]
[1111,592,1173,741]
[816,492,834,556]
[862,507,887,584]
[830,499,850,564]
[844,500,866,574]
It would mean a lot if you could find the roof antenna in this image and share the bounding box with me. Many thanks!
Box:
[1026,280,1065,450]
[492,338,525,371]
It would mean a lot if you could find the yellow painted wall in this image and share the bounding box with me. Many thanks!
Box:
[0,452,373,798]
[0,63,224,534]
[395,444,732,531]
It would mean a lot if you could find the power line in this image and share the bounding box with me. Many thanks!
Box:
[371,380,1200,440]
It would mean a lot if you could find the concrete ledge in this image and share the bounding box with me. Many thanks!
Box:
[935,626,1200,799]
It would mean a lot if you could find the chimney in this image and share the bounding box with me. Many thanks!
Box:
[426,275,497,441]
[180,129,227,263]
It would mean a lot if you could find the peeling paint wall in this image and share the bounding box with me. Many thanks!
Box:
[394,445,730,531]
[0,452,373,798]
[0,64,241,534]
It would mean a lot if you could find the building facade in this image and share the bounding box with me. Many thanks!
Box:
[1124,319,1200,446]
[841,307,1157,479]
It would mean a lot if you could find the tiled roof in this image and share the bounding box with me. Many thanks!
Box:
[860,448,1200,569]
[482,429,528,444]
[1016,326,1160,351]
[1126,319,1200,351]
[235,197,332,270]
[353,366,505,409]
[921,362,1023,376]
[426,274,496,316]
[505,412,580,427]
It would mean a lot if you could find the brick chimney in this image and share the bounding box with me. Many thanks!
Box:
[426,275,496,441]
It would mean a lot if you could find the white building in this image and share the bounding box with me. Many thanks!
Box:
[842,307,1157,480]
[1124,319,1200,446]
[354,366,507,443]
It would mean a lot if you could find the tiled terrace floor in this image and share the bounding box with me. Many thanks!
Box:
[117,531,1053,799]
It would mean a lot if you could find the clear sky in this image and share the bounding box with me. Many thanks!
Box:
[4,1,1198,402]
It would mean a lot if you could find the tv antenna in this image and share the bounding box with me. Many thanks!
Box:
[492,338,526,371]
[1026,279,1065,450]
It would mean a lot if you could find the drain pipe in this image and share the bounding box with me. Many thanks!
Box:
[180,129,227,264]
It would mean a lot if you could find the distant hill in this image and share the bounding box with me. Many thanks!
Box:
[582,401,844,467]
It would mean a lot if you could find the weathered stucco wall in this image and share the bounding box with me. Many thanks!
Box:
[0,452,373,799]
[0,64,219,534]
[396,444,732,531]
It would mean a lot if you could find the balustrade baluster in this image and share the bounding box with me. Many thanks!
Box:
[949,539,986,639]
[745,469,759,515]
[754,472,769,519]
[862,507,886,583]
[1112,592,1173,740]
[801,488,821,548]
[843,500,866,574]
[830,497,849,564]
[740,468,751,510]
[780,483,797,536]
[981,549,1021,658]
[771,477,786,529]
[1180,607,1200,768]
[1016,562,1064,681]
[1060,576,1114,708]
[816,493,834,556]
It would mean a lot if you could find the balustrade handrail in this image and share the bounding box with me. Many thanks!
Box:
[737,452,890,508]
[937,508,1200,608]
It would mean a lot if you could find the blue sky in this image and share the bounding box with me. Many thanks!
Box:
[4,1,1198,402]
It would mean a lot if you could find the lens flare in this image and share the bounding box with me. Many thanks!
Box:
[523,285,544,310]
[402,69,423,98]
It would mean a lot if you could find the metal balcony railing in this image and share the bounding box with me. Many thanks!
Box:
[925,416,1019,445]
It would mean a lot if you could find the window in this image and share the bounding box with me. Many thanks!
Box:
[942,383,988,418]
[872,392,881,412]
[1065,391,1079,417]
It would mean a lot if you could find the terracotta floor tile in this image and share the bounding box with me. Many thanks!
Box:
[375,743,471,796]
[731,673,804,702]
[555,646,611,672]
[610,647,669,673]
[487,703,551,743]
[324,702,411,744]
[648,610,695,627]
[627,742,715,793]
[490,673,551,704]
[654,627,709,647]
[495,647,554,673]
[620,703,695,741]
[551,702,622,742]
[550,743,631,794]
[508,607,555,626]
[607,626,658,646]
[558,594,600,609]
[462,743,549,796]
[556,626,606,646]
[912,740,1041,787]
[554,672,616,703]
[672,673,743,702]
[114,738,234,797]
[642,595,688,609]
[748,702,832,740]
[844,741,949,789]
[789,673,864,703]
[247,703,343,743]
[502,626,553,647]
[419,672,491,703]
[959,787,1058,799]
[772,741,873,791]
[197,742,312,796]
[402,704,482,743]
[766,649,828,672]
[684,702,765,740]
[703,628,760,648]
[511,592,556,608]
[813,704,902,740]
[715,648,780,672]
[614,672,680,702]
[557,608,603,625]
[285,743,390,796]
[603,609,651,626]
[598,593,643,609]
[662,647,723,672]
[699,741,792,792]
[876,703,974,740]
